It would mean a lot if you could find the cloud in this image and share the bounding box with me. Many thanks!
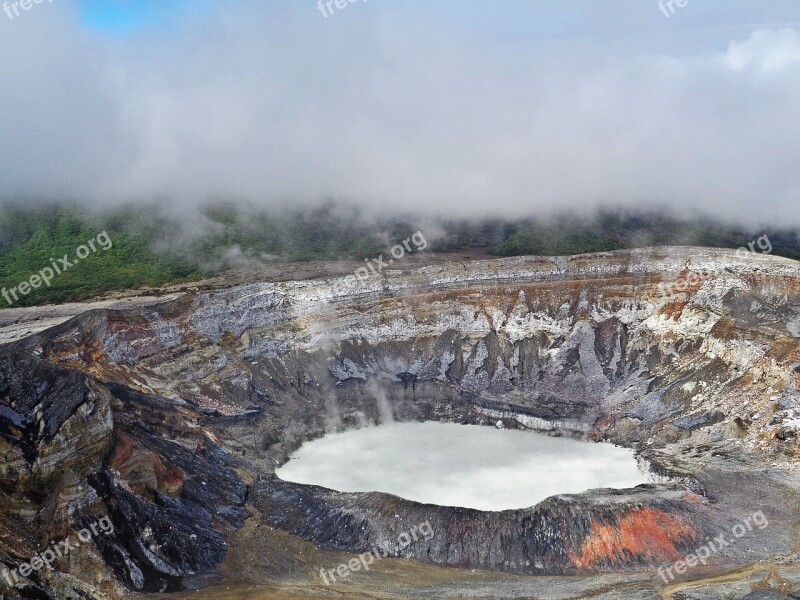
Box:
[1,2,799,225]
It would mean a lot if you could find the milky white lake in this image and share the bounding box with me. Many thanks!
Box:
[276,422,648,511]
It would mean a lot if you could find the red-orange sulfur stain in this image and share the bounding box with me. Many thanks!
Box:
[569,507,698,568]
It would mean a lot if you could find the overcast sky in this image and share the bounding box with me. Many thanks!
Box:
[1,1,799,223]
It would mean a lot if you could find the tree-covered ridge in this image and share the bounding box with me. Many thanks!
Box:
[0,203,198,307]
[1,201,799,308]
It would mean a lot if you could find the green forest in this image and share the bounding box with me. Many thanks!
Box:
[2,200,798,308]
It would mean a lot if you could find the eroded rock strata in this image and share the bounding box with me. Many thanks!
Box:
[2,247,800,599]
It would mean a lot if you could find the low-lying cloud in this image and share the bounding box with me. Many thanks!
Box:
[1,1,799,224]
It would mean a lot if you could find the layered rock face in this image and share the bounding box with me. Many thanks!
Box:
[1,247,800,598]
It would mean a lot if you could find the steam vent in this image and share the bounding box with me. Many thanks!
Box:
[3,247,800,600]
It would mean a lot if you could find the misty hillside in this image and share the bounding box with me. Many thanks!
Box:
[1,201,799,308]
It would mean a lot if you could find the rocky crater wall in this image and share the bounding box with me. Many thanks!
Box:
[2,248,800,598]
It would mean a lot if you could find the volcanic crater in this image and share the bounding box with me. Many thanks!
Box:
[3,247,800,600]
